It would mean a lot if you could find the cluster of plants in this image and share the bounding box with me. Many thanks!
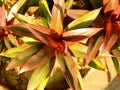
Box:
[0,0,120,90]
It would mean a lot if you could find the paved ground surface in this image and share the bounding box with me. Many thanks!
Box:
[83,58,120,90]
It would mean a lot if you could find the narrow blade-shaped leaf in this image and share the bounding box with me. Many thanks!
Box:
[63,28,102,42]
[112,57,120,74]
[7,0,27,21]
[112,48,120,61]
[39,0,51,23]
[56,53,79,90]
[7,24,35,38]
[66,9,89,19]
[0,4,6,27]
[4,36,13,49]
[65,0,73,9]
[102,21,119,52]
[85,34,104,64]
[65,8,101,30]
[8,34,19,47]
[20,46,55,73]
[14,14,41,25]
[26,24,59,48]
[89,59,106,70]
[2,44,30,58]
[50,0,65,34]
[69,43,87,58]
[27,59,55,90]
[6,44,44,70]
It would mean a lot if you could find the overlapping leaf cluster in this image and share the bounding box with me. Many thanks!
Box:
[0,0,120,90]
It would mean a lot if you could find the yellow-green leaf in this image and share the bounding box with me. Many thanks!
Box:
[6,44,44,70]
[27,59,55,90]
[3,44,30,58]
[65,8,101,30]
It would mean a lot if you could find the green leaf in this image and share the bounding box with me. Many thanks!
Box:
[2,44,30,58]
[21,37,39,44]
[65,8,101,30]
[8,34,19,47]
[56,53,80,90]
[112,57,120,74]
[69,43,87,58]
[4,36,12,49]
[0,0,3,6]
[65,0,73,9]
[7,0,27,21]
[20,46,55,73]
[50,0,65,34]
[112,48,120,61]
[6,44,44,70]
[85,33,104,64]
[39,0,51,23]
[89,59,106,70]
[7,24,35,38]
[27,59,55,90]
[37,76,49,90]
[14,14,41,25]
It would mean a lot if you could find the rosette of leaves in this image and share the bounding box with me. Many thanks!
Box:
[5,0,103,90]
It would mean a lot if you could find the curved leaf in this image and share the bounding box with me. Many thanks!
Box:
[85,33,104,64]
[27,59,55,90]
[50,0,65,34]
[63,28,102,42]
[6,44,44,70]
[65,8,101,30]
[20,46,55,73]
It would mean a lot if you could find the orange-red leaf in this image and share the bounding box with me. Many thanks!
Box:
[103,0,119,13]
[25,24,59,48]
[102,20,120,52]
[85,34,104,64]
[0,4,6,28]
[66,9,89,19]
[20,46,55,73]
[62,28,102,42]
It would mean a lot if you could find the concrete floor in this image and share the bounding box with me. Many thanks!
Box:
[83,58,120,90]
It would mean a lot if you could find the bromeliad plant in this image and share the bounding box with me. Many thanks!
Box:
[4,0,103,90]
